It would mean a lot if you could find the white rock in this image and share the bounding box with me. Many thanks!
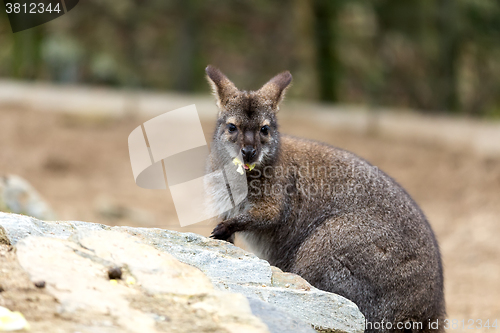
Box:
[0,212,365,333]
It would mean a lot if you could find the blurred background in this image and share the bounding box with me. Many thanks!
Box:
[0,0,499,330]
[2,0,500,116]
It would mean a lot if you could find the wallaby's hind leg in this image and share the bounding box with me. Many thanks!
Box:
[291,215,445,333]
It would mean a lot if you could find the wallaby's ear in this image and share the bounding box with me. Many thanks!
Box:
[258,71,292,111]
[206,65,239,111]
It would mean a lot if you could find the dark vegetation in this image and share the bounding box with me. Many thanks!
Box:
[1,0,500,116]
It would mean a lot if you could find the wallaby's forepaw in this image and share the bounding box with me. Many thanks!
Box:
[210,222,233,241]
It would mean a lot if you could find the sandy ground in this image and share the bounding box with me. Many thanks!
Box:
[0,104,499,331]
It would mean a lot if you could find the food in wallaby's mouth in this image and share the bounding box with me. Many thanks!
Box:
[232,157,255,174]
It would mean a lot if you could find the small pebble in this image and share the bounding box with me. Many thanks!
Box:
[285,283,290,288]
[34,281,46,288]
[108,266,122,280]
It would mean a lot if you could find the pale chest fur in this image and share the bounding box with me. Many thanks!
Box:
[204,164,275,260]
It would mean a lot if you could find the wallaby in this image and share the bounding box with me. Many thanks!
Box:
[204,65,445,333]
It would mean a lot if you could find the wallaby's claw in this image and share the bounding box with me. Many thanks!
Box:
[210,223,232,241]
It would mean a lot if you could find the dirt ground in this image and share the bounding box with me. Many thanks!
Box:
[0,105,499,331]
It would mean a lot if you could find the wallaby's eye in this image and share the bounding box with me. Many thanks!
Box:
[227,123,237,133]
[260,125,270,136]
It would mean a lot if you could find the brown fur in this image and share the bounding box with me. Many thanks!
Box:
[205,65,445,332]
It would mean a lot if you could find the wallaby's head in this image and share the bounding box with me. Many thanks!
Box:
[206,65,292,170]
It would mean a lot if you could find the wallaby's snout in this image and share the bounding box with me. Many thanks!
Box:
[241,145,256,162]
[242,131,257,163]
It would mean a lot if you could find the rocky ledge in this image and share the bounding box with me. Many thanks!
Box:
[0,212,364,333]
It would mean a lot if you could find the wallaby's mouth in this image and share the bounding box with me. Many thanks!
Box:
[232,157,256,175]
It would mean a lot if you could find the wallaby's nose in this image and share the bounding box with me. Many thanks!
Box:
[241,146,256,161]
